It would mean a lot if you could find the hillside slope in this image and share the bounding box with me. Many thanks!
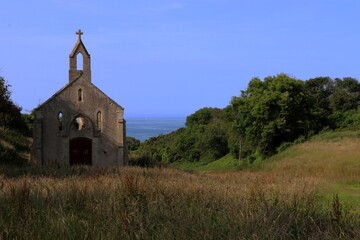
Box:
[0,127,31,164]
[174,128,360,210]
[251,128,360,210]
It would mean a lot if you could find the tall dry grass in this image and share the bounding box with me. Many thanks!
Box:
[261,137,360,211]
[269,138,360,179]
[0,166,358,239]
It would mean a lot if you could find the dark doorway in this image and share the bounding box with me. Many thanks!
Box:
[70,137,92,165]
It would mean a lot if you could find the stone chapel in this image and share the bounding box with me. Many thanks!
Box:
[31,30,127,167]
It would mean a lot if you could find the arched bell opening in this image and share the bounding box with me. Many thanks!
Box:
[77,52,83,70]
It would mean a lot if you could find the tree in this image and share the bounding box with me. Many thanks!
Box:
[305,77,333,130]
[329,77,360,112]
[126,136,141,151]
[21,110,36,136]
[186,107,221,127]
[196,121,229,160]
[305,76,360,130]
[0,76,22,129]
[232,74,312,156]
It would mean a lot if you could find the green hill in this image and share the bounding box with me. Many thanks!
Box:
[0,127,31,165]
[257,128,360,211]
[179,128,360,210]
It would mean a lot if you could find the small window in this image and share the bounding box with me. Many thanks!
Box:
[77,52,83,70]
[97,111,102,131]
[78,88,83,102]
[58,112,63,131]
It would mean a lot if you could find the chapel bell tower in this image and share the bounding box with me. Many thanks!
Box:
[69,29,91,82]
[32,29,127,167]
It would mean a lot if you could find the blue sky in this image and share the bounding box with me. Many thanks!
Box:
[1,1,359,117]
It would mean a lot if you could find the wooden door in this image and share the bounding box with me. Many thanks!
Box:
[69,138,92,165]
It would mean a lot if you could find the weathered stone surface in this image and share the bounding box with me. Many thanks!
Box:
[31,30,127,167]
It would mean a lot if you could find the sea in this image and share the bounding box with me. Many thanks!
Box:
[126,117,186,142]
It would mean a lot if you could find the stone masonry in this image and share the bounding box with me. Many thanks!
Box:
[31,30,127,167]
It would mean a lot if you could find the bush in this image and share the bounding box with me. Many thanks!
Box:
[338,108,360,128]
[126,136,141,151]
[129,156,157,167]
[0,145,23,165]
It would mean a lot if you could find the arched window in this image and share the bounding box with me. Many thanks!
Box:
[74,116,86,131]
[58,112,63,131]
[77,52,83,70]
[97,111,102,131]
[78,88,83,102]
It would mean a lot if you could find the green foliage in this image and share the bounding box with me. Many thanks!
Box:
[231,74,312,156]
[126,136,141,151]
[20,110,36,136]
[305,76,360,129]
[195,121,229,160]
[329,77,360,112]
[305,77,333,131]
[340,109,360,127]
[0,77,30,164]
[229,74,360,159]
[0,127,30,152]
[0,76,32,136]
[129,156,155,167]
[136,74,360,166]
[176,154,241,172]
[276,135,306,154]
[0,144,18,164]
[186,107,221,127]
[136,133,177,165]
[0,128,30,165]
[0,77,23,129]
[137,108,231,165]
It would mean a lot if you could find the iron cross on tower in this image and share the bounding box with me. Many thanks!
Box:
[76,29,83,40]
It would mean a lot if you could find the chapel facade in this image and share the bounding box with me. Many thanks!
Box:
[31,30,127,167]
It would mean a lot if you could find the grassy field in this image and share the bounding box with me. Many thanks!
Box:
[1,166,359,239]
[174,128,360,212]
[1,129,360,239]
[258,129,360,212]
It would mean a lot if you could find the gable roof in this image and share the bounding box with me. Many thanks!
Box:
[36,72,124,111]
[69,38,90,58]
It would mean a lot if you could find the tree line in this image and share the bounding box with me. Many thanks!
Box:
[2,74,360,166]
[134,74,360,166]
